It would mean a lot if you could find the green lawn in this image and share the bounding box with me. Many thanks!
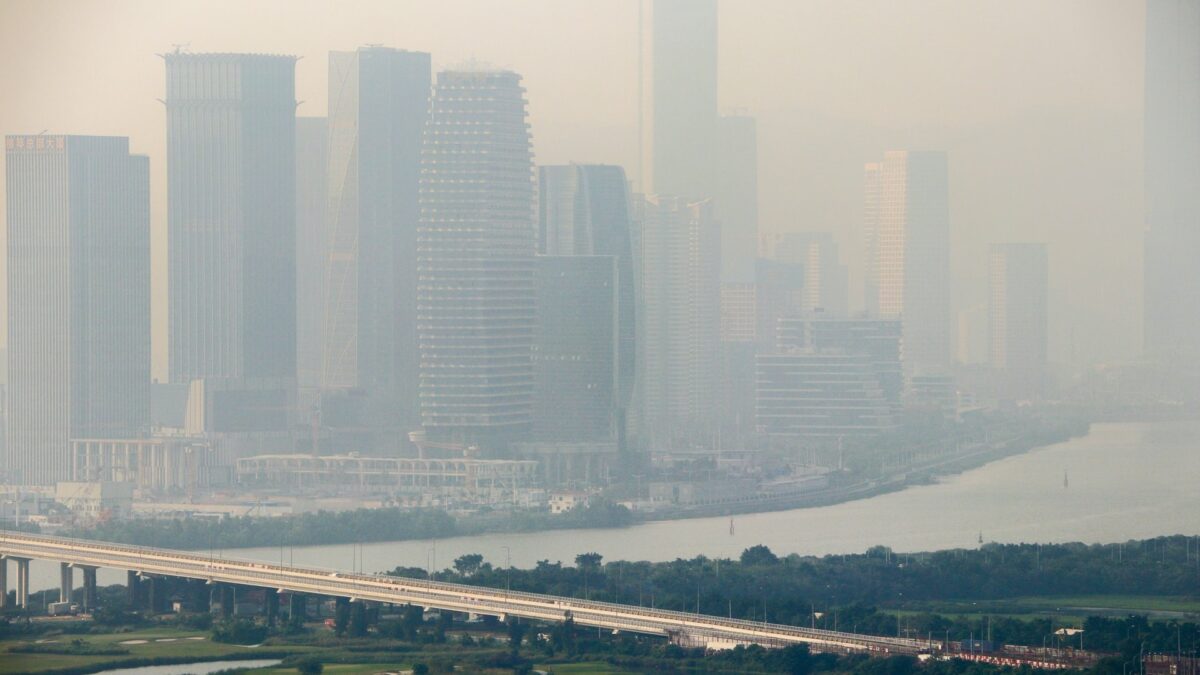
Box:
[0,626,293,674]
[534,663,640,674]
[1007,595,1200,614]
[245,664,410,675]
[891,594,1199,624]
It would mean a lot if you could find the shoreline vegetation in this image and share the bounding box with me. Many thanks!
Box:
[42,418,1093,552]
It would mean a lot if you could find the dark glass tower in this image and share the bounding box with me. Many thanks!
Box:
[538,164,636,430]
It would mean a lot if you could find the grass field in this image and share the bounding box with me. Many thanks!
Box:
[244,664,409,675]
[242,657,637,674]
[1007,595,1200,614]
[0,626,294,674]
[894,595,1200,622]
[532,663,640,674]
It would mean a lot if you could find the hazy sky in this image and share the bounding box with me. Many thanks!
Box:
[0,0,1143,378]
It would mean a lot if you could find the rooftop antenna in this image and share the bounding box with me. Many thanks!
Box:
[172,43,189,54]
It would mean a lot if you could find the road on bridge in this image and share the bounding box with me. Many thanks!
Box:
[0,530,931,653]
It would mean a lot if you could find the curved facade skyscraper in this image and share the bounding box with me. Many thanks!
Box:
[418,69,535,447]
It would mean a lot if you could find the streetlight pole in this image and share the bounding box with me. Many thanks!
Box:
[501,546,511,598]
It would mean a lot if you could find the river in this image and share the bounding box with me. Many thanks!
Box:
[26,421,1200,591]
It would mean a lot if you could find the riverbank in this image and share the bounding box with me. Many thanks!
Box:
[49,419,1088,552]
[636,420,1088,521]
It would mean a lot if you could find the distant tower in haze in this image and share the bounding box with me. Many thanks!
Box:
[322,47,431,429]
[533,255,619,442]
[295,116,328,400]
[5,135,150,485]
[863,150,950,372]
[538,164,636,437]
[716,114,758,283]
[1144,0,1200,363]
[418,69,536,448]
[760,231,849,316]
[635,196,721,448]
[642,0,718,200]
[165,52,297,384]
[989,243,1048,399]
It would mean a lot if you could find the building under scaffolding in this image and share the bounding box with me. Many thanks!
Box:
[235,454,539,500]
[70,437,217,493]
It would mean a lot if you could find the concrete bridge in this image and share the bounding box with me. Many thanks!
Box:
[0,530,929,653]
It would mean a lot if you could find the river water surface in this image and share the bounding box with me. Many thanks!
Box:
[27,421,1200,591]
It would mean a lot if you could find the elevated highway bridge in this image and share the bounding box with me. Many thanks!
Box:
[0,530,926,653]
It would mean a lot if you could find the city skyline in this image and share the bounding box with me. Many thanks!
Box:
[0,0,1145,373]
[0,6,1198,666]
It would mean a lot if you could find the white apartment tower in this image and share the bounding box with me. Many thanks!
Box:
[418,69,536,447]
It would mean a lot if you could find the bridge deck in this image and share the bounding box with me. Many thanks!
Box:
[0,530,928,653]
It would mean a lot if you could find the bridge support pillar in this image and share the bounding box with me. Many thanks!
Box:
[0,557,7,609]
[126,571,142,608]
[146,576,161,614]
[220,585,235,618]
[81,567,97,612]
[265,588,278,626]
[191,579,210,613]
[59,562,74,604]
[15,558,29,608]
[288,593,306,626]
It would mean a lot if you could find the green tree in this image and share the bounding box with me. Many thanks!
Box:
[294,655,323,675]
[454,553,485,576]
[740,544,779,566]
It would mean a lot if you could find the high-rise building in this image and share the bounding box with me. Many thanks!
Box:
[753,257,806,351]
[295,116,328,399]
[760,231,849,316]
[533,256,618,441]
[1144,0,1200,363]
[537,164,636,421]
[716,115,758,283]
[718,282,758,446]
[322,48,431,430]
[776,315,903,405]
[863,150,950,371]
[418,69,535,447]
[5,135,150,485]
[989,243,1048,398]
[642,0,718,199]
[634,196,721,447]
[166,53,297,384]
[756,351,896,438]
[720,283,757,343]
